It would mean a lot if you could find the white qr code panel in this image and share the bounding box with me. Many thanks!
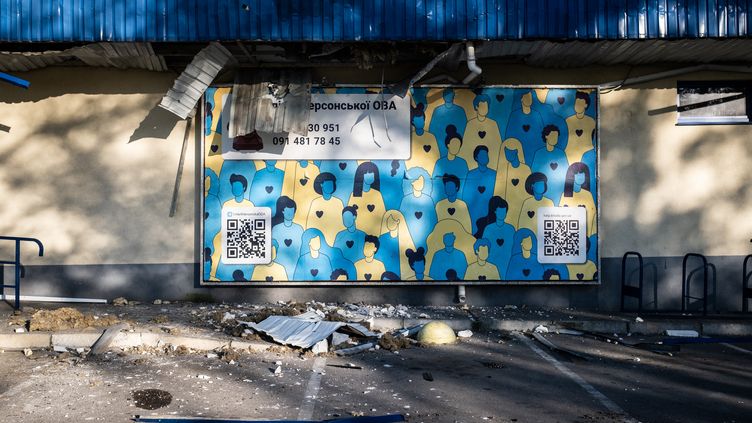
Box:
[537,207,587,264]
[221,207,272,265]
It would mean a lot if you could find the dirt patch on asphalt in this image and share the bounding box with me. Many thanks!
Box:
[26,308,119,331]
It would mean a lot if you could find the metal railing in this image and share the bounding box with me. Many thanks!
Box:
[620,251,644,312]
[0,236,44,310]
[682,253,714,316]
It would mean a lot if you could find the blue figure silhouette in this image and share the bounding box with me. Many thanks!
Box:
[531,125,569,205]
[374,159,406,211]
[432,124,469,202]
[506,228,545,280]
[249,160,284,209]
[204,169,222,249]
[429,232,468,280]
[485,87,515,132]
[216,264,254,283]
[405,247,429,280]
[334,205,367,264]
[532,89,569,152]
[294,228,334,281]
[462,146,496,234]
[203,247,213,281]
[271,196,304,279]
[428,88,469,157]
[505,90,545,164]
[217,160,256,205]
[319,160,357,203]
[399,167,437,251]
[375,221,401,276]
[545,88,576,117]
[475,197,516,279]
[205,87,217,136]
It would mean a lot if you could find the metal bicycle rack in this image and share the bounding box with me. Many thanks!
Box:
[682,253,715,316]
[0,236,44,310]
[620,251,644,312]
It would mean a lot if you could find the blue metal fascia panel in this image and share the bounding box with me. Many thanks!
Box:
[0,0,751,42]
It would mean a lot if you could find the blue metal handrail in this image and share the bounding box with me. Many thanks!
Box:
[620,251,644,312]
[682,253,711,316]
[0,236,44,310]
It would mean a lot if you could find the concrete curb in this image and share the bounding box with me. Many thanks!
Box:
[0,331,272,353]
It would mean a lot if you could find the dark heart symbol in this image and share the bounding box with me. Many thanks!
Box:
[339,162,347,170]
[577,273,585,280]
[478,131,486,139]
[578,204,586,208]
[423,145,432,153]
[511,178,519,186]
[479,275,487,281]
[522,124,530,132]
[364,273,372,281]
[557,96,565,105]
[299,178,308,186]
[284,239,292,247]
[265,276,273,281]
[478,186,486,193]
[367,204,375,212]
[523,269,531,276]
[210,144,219,152]
[527,210,535,218]
[204,212,209,220]
[563,205,569,207]
[310,269,319,277]
[448,207,456,216]
[415,211,423,219]
[316,210,324,218]
[496,238,504,246]
[550,162,558,170]
[495,94,505,102]
[346,240,354,248]
[576,129,584,137]
[265,185,273,193]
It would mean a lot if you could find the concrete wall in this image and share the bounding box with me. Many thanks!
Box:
[2,65,751,310]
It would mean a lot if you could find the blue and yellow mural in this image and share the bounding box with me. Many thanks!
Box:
[203,87,598,283]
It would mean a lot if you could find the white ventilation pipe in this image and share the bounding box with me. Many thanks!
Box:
[462,42,482,84]
[457,285,467,304]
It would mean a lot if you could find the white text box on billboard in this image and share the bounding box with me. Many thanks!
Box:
[221,93,411,160]
[537,207,587,264]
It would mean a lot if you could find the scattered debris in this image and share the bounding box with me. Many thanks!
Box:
[417,321,457,345]
[112,297,128,306]
[197,374,210,379]
[378,332,411,351]
[53,345,68,353]
[336,342,376,356]
[457,329,473,338]
[635,316,644,323]
[90,323,129,356]
[26,307,119,331]
[23,348,32,357]
[153,299,163,305]
[633,357,641,362]
[14,327,24,333]
[664,329,699,338]
[557,328,584,336]
[534,325,549,334]
[131,389,172,410]
[273,365,283,375]
[504,305,518,310]
[206,353,218,359]
[151,315,169,324]
[311,339,329,355]
[531,333,591,361]
[242,311,375,349]
[422,371,434,381]
[481,361,505,369]
[330,332,352,347]
[327,363,362,370]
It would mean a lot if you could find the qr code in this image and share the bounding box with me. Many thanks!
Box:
[226,218,267,260]
[221,207,272,265]
[542,219,581,256]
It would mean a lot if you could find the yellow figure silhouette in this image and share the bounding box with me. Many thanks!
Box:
[354,235,386,281]
[424,219,476,277]
[250,243,288,281]
[377,210,416,277]
[281,160,320,227]
[465,239,501,281]
[567,260,597,281]
[434,174,472,233]
[517,173,554,236]
[348,162,386,237]
[494,138,532,228]
[559,162,597,237]
[406,124,440,175]
[460,94,503,171]
[565,91,596,163]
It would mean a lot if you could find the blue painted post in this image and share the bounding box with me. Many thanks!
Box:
[0,72,30,89]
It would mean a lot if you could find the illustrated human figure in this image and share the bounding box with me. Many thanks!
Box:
[475,196,516,279]
[424,219,476,279]
[374,159,406,211]
[406,103,440,174]
[271,196,304,278]
[375,210,416,277]
[250,239,289,281]
[204,169,222,251]
[215,159,256,205]
[506,228,545,280]
[293,229,333,281]
[485,87,514,133]
[531,88,569,152]
[399,168,437,251]
[281,160,320,227]
[460,93,503,171]
[431,124,469,202]
[542,264,570,281]
[428,232,469,280]
[531,125,569,206]
[380,271,401,281]
[405,247,431,281]
[435,174,472,233]
[543,269,561,281]
[318,160,357,204]
[348,162,386,237]
[580,129,597,200]
[567,238,598,281]
[305,172,345,246]
[220,173,255,208]
[334,205,367,264]
[203,247,216,281]
[517,172,554,235]
[565,91,597,164]
[428,88,470,158]
[559,162,597,237]
[354,235,387,281]
[505,90,545,164]
[465,238,501,281]
[494,138,532,228]
[249,160,284,209]
[462,146,497,234]
[330,268,350,281]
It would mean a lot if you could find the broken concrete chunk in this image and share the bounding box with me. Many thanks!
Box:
[273,365,282,375]
[311,339,328,355]
[457,330,473,338]
[23,348,32,357]
[534,325,549,334]
[665,329,699,337]
[635,316,644,323]
[14,328,24,333]
[53,345,68,353]
[112,297,128,306]
[330,332,351,347]
[153,299,163,305]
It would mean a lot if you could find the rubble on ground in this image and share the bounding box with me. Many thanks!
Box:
[25,307,119,331]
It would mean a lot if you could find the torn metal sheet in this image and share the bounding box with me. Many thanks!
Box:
[242,311,375,349]
[134,414,406,422]
[159,42,234,119]
[531,333,591,361]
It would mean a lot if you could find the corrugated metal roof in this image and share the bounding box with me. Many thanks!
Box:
[0,1,751,43]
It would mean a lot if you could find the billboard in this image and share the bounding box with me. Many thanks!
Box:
[202,86,598,284]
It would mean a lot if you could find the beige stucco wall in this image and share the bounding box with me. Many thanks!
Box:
[1,65,750,271]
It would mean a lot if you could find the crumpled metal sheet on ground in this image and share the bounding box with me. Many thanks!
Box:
[242,311,376,349]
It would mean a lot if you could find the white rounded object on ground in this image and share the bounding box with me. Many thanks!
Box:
[417,321,457,345]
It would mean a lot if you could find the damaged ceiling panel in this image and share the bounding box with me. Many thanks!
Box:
[0,43,167,72]
[158,42,235,120]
